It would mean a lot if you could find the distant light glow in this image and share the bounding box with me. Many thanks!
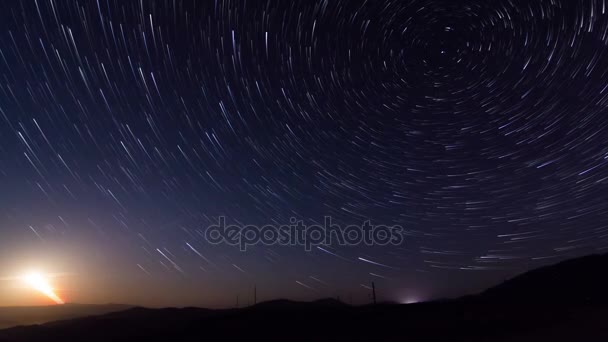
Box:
[401,297,421,304]
[21,272,65,305]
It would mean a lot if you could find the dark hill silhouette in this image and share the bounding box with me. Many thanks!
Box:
[0,304,131,330]
[249,298,347,310]
[1,253,608,341]
[479,253,608,304]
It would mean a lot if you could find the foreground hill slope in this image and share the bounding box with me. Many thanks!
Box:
[479,253,608,304]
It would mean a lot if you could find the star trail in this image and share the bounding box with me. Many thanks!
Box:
[1,0,608,306]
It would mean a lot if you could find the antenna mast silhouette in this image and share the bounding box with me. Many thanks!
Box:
[372,282,377,305]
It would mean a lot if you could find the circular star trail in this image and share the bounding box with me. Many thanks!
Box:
[1,0,608,304]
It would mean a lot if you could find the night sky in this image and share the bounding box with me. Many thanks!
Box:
[1,0,608,307]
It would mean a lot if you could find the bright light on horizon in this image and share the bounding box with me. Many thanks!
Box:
[400,297,422,304]
[21,272,65,305]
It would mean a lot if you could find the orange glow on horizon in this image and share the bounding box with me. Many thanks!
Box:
[21,272,65,305]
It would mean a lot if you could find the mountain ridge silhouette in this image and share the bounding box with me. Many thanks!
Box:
[1,253,608,341]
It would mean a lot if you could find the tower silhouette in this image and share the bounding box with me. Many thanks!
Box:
[372,282,377,305]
